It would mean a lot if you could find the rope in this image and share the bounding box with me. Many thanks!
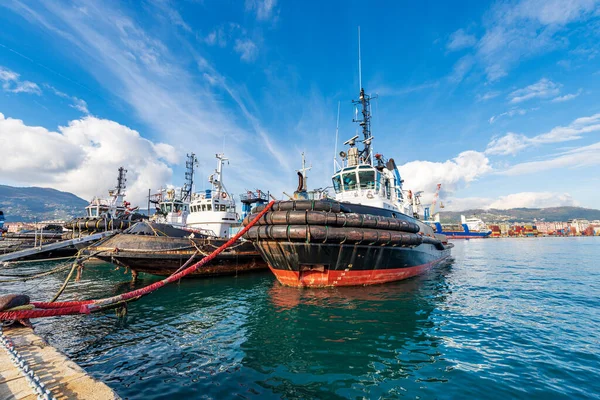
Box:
[0,201,274,321]
[172,250,200,275]
[48,234,124,303]
[0,264,73,283]
[2,255,77,266]
[189,240,211,257]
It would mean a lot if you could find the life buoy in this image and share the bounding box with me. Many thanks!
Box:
[222,192,227,199]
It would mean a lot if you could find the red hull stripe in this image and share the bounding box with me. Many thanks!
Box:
[269,257,449,287]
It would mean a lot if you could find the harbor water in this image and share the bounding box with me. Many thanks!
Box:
[2,237,599,399]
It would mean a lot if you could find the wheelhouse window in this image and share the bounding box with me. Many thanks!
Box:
[342,171,358,191]
[201,205,206,212]
[332,175,342,193]
[207,204,212,211]
[358,170,375,189]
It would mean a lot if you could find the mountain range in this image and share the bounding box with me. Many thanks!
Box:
[0,185,88,222]
[438,207,600,224]
[1,184,600,223]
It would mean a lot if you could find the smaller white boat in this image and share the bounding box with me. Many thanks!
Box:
[186,154,239,238]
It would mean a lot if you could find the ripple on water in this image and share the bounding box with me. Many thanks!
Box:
[2,238,599,399]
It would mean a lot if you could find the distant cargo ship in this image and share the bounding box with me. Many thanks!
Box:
[428,215,492,239]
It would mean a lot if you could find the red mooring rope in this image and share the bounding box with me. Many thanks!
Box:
[0,201,275,320]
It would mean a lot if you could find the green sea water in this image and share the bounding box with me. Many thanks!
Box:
[2,237,599,399]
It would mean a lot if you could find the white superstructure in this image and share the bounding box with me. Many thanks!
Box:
[150,153,196,228]
[186,154,238,238]
[461,215,490,233]
[85,167,136,218]
[150,188,189,227]
[331,89,417,218]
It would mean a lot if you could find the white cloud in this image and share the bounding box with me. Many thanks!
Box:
[445,191,579,210]
[3,2,290,199]
[234,38,258,62]
[0,112,176,205]
[508,78,560,103]
[451,0,600,82]
[485,132,530,155]
[399,150,492,204]
[488,191,578,209]
[449,55,475,83]
[551,89,583,102]
[47,86,89,114]
[447,29,477,51]
[489,107,537,124]
[0,66,41,95]
[477,91,501,101]
[373,81,439,96]
[245,0,278,21]
[486,113,600,155]
[501,141,600,175]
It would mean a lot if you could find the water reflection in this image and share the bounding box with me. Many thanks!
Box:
[240,263,453,398]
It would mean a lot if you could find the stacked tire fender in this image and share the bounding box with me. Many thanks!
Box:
[243,200,441,247]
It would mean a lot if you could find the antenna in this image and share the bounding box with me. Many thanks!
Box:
[358,26,362,91]
[333,101,340,173]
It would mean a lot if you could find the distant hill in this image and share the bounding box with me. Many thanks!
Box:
[0,185,88,222]
[440,207,600,224]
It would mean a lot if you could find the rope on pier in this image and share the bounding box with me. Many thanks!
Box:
[0,201,275,321]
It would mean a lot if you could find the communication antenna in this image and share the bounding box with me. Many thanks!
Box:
[358,26,362,91]
[333,101,340,173]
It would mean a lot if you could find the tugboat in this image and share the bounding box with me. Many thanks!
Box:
[87,154,270,279]
[243,85,453,287]
[149,153,197,228]
[186,153,238,238]
[64,167,145,234]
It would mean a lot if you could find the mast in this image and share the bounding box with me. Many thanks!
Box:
[296,152,312,191]
[352,89,375,164]
[333,101,340,173]
[115,167,127,196]
[182,152,197,202]
[211,153,228,193]
[352,27,376,165]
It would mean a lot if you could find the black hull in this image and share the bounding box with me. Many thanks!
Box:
[87,234,267,277]
[245,200,453,287]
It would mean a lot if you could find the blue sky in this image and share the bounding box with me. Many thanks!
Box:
[1,0,599,210]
